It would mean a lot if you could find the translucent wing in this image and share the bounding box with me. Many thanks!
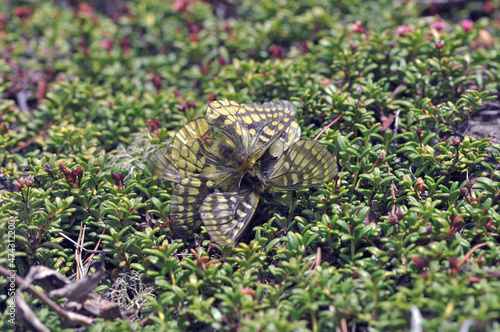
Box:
[266,120,301,159]
[147,138,207,182]
[146,145,182,182]
[266,139,338,190]
[206,99,297,159]
[199,190,259,246]
[282,120,301,150]
[172,118,212,148]
[200,138,240,176]
[205,99,242,147]
[171,138,209,179]
[170,175,219,238]
[241,100,297,157]
[146,119,213,183]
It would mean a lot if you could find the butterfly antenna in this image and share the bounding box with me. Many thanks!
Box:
[237,171,246,194]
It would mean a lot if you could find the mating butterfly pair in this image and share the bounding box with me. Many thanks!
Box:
[147,99,337,245]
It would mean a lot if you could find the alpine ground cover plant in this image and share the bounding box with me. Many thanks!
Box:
[0,0,499,331]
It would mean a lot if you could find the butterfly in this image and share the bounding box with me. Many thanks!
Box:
[199,138,338,246]
[147,99,337,245]
[197,100,337,245]
[158,100,300,238]
[170,114,304,241]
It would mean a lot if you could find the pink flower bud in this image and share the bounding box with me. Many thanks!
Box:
[461,19,473,33]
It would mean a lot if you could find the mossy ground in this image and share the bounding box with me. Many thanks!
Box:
[1,0,499,331]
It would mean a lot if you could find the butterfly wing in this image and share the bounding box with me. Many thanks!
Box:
[282,120,301,150]
[265,120,301,159]
[266,139,338,190]
[241,100,298,158]
[199,190,259,246]
[147,138,208,182]
[205,99,245,151]
[170,174,219,238]
[172,118,212,147]
[146,145,182,182]
[206,99,297,160]
[147,119,213,183]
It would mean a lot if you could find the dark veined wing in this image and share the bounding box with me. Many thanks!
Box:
[206,99,298,160]
[281,120,301,150]
[266,120,301,159]
[147,138,207,183]
[146,145,182,182]
[199,138,241,183]
[199,190,259,246]
[171,138,209,179]
[170,174,219,238]
[266,139,338,190]
[241,100,298,158]
[146,119,213,183]
[172,118,212,147]
[205,99,243,150]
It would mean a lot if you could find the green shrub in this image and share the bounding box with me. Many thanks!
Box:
[0,0,499,331]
